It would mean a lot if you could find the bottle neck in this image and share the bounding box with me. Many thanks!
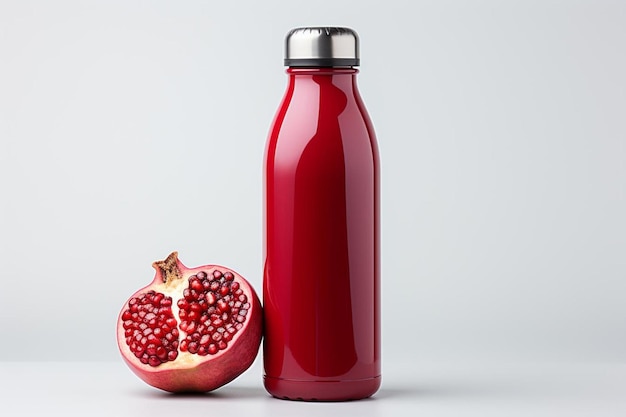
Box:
[286,67,359,94]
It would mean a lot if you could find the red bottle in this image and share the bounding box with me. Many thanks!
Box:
[263,27,380,401]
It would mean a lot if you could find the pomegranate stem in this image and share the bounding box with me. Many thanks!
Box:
[153,252,182,284]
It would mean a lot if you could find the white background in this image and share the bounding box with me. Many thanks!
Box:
[0,0,624,371]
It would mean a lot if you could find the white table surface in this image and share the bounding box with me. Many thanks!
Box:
[1,359,625,416]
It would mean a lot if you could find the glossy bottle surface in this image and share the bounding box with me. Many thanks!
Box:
[263,68,380,401]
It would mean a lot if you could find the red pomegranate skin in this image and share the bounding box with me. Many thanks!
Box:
[116,252,262,392]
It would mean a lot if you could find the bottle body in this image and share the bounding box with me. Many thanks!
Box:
[263,67,380,401]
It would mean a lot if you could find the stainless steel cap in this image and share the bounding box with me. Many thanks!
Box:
[284,27,360,67]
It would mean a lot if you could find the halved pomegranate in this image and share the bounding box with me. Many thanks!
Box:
[116,252,262,392]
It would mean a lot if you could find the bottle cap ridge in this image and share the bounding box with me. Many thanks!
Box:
[284,27,360,67]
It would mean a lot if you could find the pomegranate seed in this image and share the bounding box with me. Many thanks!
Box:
[217,300,229,313]
[146,344,157,356]
[191,333,200,342]
[140,355,149,365]
[203,280,211,290]
[198,346,208,356]
[177,299,188,309]
[220,286,230,297]
[240,309,248,316]
[243,302,250,309]
[160,297,172,307]
[210,282,220,291]
[223,332,232,341]
[231,282,240,291]
[197,271,207,280]
[191,280,203,292]
[125,328,133,337]
[142,328,152,336]
[188,342,199,354]
[186,321,196,333]
[218,341,227,350]
[200,334,210,345]
[129,298,138,306]
[153,328,162,337]
[172,340,179,349]
[180,340,188,352]
[123,320,133,329]
[190,303,202,313]
[148,357,161,367]
[166,318,177,328]
[171,328,179,338]
[238,294,246,302]
[224,272,234,281]
[206,293,216,305]
[165,332,174,342]
[212,318,223,327]
[153,293,164,305]
[212,332,222,342]
[145,313,156,321]
[208,344,218,355]
[179,321,189,332]
[183,288,193,301]
[156,346,167,360]
[141,337,147,345]
[167,351,178,361]
[188,310,199,321]
[122,310,132,321]
[179,309,187,320]
[213,270,222,279]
